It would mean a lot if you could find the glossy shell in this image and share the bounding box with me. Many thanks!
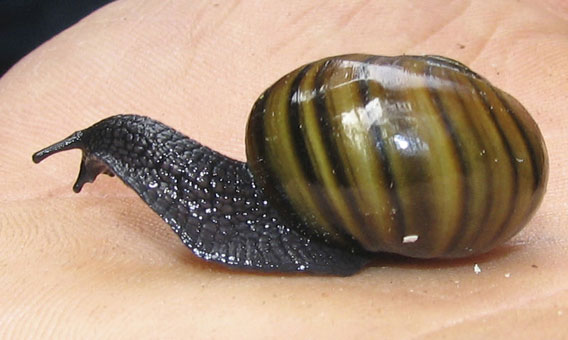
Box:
[246,54,548,258]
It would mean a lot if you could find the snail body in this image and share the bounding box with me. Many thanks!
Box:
[33,54,548,275]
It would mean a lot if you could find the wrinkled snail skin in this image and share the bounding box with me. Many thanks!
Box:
[33,54,548,276]
[32,115,371,275]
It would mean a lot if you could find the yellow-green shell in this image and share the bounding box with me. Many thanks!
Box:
[245,54,548,258]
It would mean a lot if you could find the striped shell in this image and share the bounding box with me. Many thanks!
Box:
[246,54,548,258]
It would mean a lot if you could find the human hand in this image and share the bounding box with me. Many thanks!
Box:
[1,0,566,337]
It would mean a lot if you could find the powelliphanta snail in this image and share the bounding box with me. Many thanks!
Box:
[32,54,548,276]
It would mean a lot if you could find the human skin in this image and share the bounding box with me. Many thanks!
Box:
[1,0,567,338]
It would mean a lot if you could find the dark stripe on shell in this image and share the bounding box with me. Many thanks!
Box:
[492,90,541,191]
[485,85,534,245]
[313,58,380,247]
[423,63,468,255]
[445,71,493,254]
[359,55,405,245]
[387,56,438,251]
[288,64,318,184]
[468,79,520,247]
[288,62,349,240]
[247,86,305,232]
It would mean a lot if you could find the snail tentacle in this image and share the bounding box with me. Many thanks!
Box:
[33,115,370,275]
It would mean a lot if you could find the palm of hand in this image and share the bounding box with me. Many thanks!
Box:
[1,0,566,338]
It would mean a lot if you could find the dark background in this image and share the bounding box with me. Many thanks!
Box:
[0,0,115,77]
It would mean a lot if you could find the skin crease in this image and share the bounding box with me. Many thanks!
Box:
[0,0,567,338]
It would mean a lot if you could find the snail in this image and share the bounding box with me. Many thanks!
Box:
[32,54,548,276]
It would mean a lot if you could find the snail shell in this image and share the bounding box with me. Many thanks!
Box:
[32,54,548,275]
[247,54,548,258]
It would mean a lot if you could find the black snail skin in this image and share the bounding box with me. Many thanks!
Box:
[33,54,548,276]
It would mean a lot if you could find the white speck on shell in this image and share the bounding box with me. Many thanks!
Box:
[402,235,419,243]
